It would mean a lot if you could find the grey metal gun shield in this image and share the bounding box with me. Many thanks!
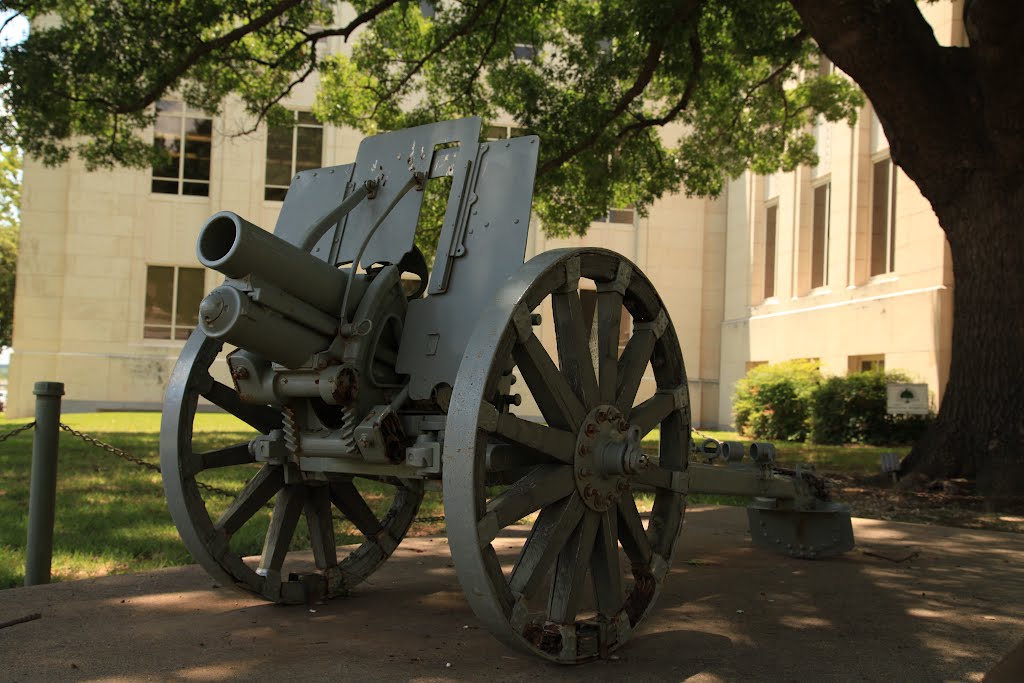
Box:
[397,135,540,399]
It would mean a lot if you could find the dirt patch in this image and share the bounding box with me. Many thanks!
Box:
[825,472,1024,534]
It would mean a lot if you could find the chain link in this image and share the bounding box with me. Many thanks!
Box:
[57,423,240,499]
[55,422,444,525]
[0,421,36,442]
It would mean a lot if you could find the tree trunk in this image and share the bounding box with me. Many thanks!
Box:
[901,175,1024,497]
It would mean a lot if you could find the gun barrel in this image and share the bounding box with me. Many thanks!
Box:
[197,211,347,315]
[198,285,330,368]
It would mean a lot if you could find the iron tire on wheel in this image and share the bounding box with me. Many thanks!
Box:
[443,248,690,663]
[160,330,423,604]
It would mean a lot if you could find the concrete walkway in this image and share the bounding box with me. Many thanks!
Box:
[2,506,1022,682]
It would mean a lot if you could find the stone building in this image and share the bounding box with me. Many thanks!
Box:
[5,3,961,426]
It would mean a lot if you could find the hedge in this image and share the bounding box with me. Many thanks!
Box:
[733,359,822,441]
[733,362,933,445]
[810,371,932,445]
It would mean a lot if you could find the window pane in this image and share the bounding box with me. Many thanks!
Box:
[297,111,319,125]
[151,179,179,194]
[764,205,777,299]
[174,327,193,341]
[175,268,205,328]
[265,186,288,202]
[295,126,323,173]
[152,122,181,181]
[484,125,507,141]
[183,118,212,181]
[156,99,182,114]
[265,125,294,188]
[811,184,829,288]
[870,159,890,276]
[182,181,209,197]
[608,208,635,224]
[145,266,174,326]
[144,325,172,340]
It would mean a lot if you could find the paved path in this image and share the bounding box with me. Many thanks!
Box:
[2,506,1022,682]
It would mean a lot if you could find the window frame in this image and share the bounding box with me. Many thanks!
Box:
[151,100,213,197]
[810,180,831,290]
[763,200,779,300]
[143,265,205,342]
[264,110,325,202]
[869,154,898,277]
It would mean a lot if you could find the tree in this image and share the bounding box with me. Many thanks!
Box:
[0,1,1019,495]
[0,144,19,350]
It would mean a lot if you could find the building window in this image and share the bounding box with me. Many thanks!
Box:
[144,266,205,340]
[484,124,526,141]
[849,354,885,373]
[512,43,537,61]
[152,100,212,196]
[811,182,831,289]
[764,203,778,299]
[265,111,324,201]
[870,156,897,276]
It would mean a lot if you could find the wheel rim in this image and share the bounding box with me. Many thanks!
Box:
[443,248,690,662]
[160,330,424,604]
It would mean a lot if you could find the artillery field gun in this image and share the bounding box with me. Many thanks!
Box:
[160,117,853,663]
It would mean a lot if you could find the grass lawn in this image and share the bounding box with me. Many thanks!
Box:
[0,412,444,589]
[687,429,910,473]
[1,412,907,590]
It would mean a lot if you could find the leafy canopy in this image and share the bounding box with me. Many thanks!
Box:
[0,144,19,349]
[0,0,862,236]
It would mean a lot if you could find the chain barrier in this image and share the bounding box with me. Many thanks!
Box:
[55,422,445,526]
[0,421,36,442]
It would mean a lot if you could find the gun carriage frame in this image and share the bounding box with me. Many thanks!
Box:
[160,118,852,663]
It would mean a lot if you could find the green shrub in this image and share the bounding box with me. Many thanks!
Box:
[733,359,822,441]
[809,370,933,445]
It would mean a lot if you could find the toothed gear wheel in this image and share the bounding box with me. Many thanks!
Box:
[281,405,301,461]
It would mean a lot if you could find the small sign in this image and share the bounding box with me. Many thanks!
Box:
[886,383,929,415]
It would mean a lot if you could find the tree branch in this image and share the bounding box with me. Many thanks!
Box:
[116,0,403,115]
[365,0,498,120]
[616,32,703,141]
[787,0,978,198]
[536,0,702,178]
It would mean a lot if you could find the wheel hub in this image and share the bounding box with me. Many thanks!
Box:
[573,405,648,511]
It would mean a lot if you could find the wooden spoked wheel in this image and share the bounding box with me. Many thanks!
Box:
[443,248,690,662]
[160,331,423,604]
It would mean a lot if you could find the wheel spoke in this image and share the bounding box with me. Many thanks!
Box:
[509,493,585,599]
[486,412,575,465]
[330,480,383,538]
[615,329,656,413]
[486,443,565,471]
[202,378,282,433]
[305,486,338,570]
[629,392,676,438]
[552,290,600,409]
[479,465,575,544]
[616,495,653,566]
[596,289,624,404]
[591,509,624,617]
[258,485,305,575]
[513,334,586,431]
[196,443,254,471]
[214,465,284,535]
[548,510,599,624]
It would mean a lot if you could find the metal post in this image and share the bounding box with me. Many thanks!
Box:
[25,381,64,586]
